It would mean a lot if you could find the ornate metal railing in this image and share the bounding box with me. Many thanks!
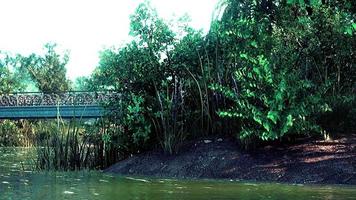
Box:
[0,91,120,107]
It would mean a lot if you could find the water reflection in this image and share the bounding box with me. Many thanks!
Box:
[1,148,356,200]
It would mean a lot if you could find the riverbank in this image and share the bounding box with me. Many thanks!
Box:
[105,134,356,185]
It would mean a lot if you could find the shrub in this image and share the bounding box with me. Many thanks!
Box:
[211,53,323,143]
[0,120,23,146]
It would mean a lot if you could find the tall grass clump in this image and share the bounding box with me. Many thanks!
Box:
[34,119,116,170]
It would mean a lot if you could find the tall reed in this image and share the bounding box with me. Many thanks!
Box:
[34,119,115,171]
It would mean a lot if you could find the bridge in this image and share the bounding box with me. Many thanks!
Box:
[0,91,119,119]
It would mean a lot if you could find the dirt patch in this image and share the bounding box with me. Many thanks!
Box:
[105,134,356,185]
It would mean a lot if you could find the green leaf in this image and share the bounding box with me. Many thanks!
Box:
[240,53,248,60]
[310,0,321,6]
[253,115,263,125]
[275,91,283,102]
[246,89,256,97]
[250,41,258,48]
[253,67,261,76]
[263,121,271,132]
[261,132,269,140]
[286,114,293,127]
[345,27,353,35]
[298,0,305,7]
[267,111,279,124]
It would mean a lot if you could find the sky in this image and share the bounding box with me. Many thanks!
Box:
[0,0,219,80]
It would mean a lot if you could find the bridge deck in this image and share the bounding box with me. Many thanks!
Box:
[0,105,104,119]
[0,91,117,119]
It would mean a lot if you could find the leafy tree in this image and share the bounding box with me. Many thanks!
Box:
[90,1,211,154]
[19,43,71,93]
[0,52,23,93]
[210,0,355,143]
[73,76,92,91]
[0,120,23,147]
[85,0,355,155]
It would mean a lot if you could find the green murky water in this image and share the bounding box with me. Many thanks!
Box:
[1,148,355,200]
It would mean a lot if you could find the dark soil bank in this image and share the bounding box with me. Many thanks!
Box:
[105,134,356,185]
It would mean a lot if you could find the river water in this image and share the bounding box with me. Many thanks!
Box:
[1,148,355,200]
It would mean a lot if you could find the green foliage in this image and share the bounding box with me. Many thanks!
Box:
[0,52,24,93]
[317,95,356,133]
[0,64,15,93]
[212,53,321,141]
[89,1,207,154]
[85,0,355,152]
[105,93,151,153]
[0,120,23,147]
[211,0,355,143]
[130,1,175,52]
[73,76,92,91]
[18,43,71,93]
[287,0,322,6]
[34,119,117,170]
[126,94,151,143]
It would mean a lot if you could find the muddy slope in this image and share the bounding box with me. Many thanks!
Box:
[105,135,356,185]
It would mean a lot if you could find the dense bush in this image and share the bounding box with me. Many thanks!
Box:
[211,54,322,142]
[318,95,356,134]
[0,120,23,147]
[89,2,211,154]
[84,0,355,153]
[209,0,355,143]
